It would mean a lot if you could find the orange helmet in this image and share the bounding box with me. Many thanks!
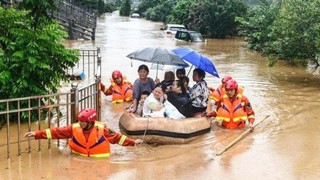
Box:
[112,70,122,79]
[225,79,238,90]
[222,75,232,84]
[77,108,97,122]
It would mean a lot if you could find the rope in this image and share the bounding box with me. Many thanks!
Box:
[142,116,150,140]
[141,116,153,152]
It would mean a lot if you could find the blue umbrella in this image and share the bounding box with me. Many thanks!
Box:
[172,47,219,78]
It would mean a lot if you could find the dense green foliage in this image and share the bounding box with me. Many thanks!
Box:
[167,0,195,27]
[0,7,79,99]
[237,0,320,67]
[236,1,280,52]
[136,0,160,16]
[119,0,131,16]
[143,0,177,22]
[188,0,247,38]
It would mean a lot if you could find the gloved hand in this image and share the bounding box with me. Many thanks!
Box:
[215,120,222,127]
[248,118,255,129]
[100,83,106,91]
[208,87,215,92]
[134,139,144,145]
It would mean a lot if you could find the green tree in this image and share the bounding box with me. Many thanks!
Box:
[188,0,248,38]
[167,0,195,26]
[119,0,131,16]
[105,2,116,13]
[236,0,280,52]
[0,7,79,99]
[266,0,320,67]
[238,0,320,68]
[144,0,177,22]
[137,0,161,16]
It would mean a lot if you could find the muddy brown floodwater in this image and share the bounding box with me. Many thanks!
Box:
[1,11,320,180]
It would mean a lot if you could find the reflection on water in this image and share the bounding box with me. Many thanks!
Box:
[1,11,320,179]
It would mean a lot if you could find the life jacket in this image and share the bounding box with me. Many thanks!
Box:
[68,122,110,158]
[216,93,248,129]
[209,85,223,102]
[109,76,133,103]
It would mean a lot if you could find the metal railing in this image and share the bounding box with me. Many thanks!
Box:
[0,47,102,158]
[51,0,97,40]
[66,47,101,80]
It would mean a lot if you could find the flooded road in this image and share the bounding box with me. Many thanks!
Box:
[1,11,320,179]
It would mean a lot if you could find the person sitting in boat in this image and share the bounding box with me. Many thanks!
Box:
[208,79,255,129]
[180,75,191,94]
[128,64,156,113]
[166,79,194,117]
[189,68,209,117]
[137,91,150,117]
[100,70,133,103]
[175,68,186,80]
[143,85,166,117]
[156,71,175,92]
[24,108,143,157]
[143,83,185,119]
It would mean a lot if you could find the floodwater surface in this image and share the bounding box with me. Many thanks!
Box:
[1,11,320,180]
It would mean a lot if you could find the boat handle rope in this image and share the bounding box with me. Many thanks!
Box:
[142,115,150,140]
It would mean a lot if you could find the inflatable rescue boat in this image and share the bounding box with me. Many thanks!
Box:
[119,112,211,144]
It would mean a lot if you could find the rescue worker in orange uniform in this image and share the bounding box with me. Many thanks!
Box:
[208,79,255,129]
[207,75,244,114]
[100,70,133,103]
[209,75,233,102]
[24,108,143,158]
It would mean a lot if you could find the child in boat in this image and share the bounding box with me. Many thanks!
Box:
[175,68,186,80]
[180,75,191,94]
[137,91,150,117]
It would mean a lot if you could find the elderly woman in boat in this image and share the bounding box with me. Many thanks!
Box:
[142,84,166,117]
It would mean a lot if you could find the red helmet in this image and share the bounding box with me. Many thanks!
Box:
[77,108,97,122]
[222,75,232,84]
[225,79,238,90]
[112,70,122,79]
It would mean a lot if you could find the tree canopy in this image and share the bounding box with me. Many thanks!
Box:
[237,0,320,68]
[0,6,79,99]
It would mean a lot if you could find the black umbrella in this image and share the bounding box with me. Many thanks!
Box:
[127,47,189,78]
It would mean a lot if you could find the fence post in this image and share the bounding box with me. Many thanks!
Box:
[68,20,74,40]
[95,51,101,121]
[95,76,101,121]
[92,27,95,40]
[70,83,79,123]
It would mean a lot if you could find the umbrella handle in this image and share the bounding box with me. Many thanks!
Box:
[156,63,159,79]
[187,65,194,76]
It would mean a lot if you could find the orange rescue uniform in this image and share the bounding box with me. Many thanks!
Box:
[210,85,244,103]
[34,121,135,157]
[100,78,133,103]
[215,92,255,129]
